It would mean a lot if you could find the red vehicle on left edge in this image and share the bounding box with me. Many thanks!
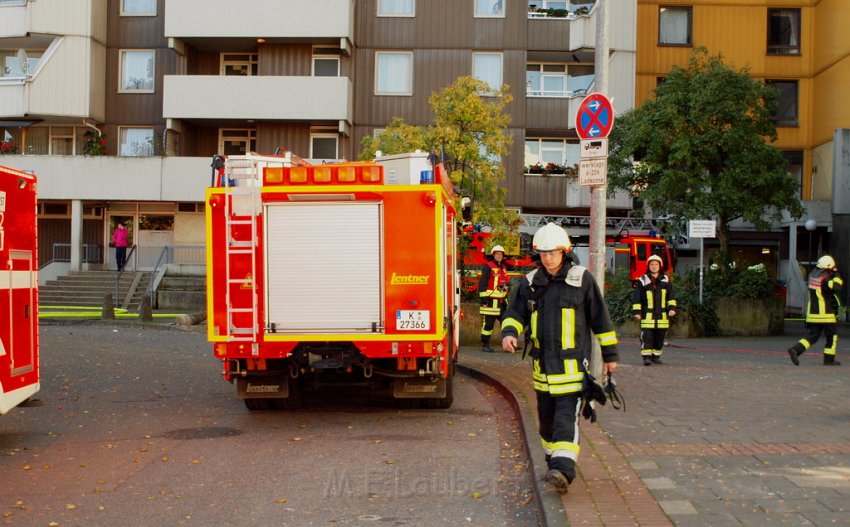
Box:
[0,164,39,415]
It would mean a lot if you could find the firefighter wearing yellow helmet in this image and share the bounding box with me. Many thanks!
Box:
[632,253,677,366]
[500,223,619,494]
[478,244,513,352]
[787,254,843,366]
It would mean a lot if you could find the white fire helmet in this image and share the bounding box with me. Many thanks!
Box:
[490,245,506,255]
[816,255,837,270]
[647,255,664,265]
[532,223,572,252]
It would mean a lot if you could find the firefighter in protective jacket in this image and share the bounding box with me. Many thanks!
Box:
[632,254,676,366]
[500,223,619,494]
[788,255,844,366]
[479,245,513,352]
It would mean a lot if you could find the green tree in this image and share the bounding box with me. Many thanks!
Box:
[358,76,518,236]
[607,48,804,253]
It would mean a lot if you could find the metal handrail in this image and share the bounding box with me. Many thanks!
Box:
[145,245,206,308]
[146,246,170,308]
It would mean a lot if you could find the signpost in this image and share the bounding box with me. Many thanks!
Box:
[689,219,717,304]
[575,93,614,140]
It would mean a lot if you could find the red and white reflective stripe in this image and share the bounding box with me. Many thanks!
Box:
[0,270,36,290]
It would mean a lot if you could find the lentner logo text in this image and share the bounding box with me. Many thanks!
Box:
[390,272,429,285]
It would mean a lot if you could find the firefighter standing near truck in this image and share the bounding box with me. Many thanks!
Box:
[500,223,619,494]
[787,255,844,366]
[479,245,513,352]
[632,254,677,366]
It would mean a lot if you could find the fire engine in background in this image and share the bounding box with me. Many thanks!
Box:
[0,164,39,415]
[207,151,459,410]
[462,228,672,291]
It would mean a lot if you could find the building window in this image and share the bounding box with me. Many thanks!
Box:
[219,129,256,156]
[49,126,75,155]
[526,63,593,97]
[767,9,801,56]
[376,52,413,95]
[658,6,692,46]
[119,127,154,157]
[524,138,579,171]
[378,0,414,16]
[119,50,155,92]
[311,132,338,160]
[475,0,505,17]
[313,47,340,77]
[766,80,798,127]
[120,0,156,16]
[473,52,503,92]
[1,49,43,78]
[0,0,27,5]
[221,53,258,76]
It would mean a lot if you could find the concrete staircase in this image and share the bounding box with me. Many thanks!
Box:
[155,274,206,312]
[39,271,153,311]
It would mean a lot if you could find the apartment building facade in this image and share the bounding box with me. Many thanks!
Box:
[1,0,636,277]
[636,0,850,309]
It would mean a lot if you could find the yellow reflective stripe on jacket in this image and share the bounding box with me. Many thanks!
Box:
[595,331,618,347]
[502,317,524,335]
[561,308,576,350]
[533,358,583,395]
[532,359,548,391]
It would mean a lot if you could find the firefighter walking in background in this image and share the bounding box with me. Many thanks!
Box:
[500,223,619,494]
[479,245,513,352]
[633,254,677,366]
[788,255,844,366]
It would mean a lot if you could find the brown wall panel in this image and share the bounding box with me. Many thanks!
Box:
[261,45,312,76]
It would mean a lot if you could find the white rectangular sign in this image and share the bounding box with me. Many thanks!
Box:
[689,220,716,238]
[579,159,607,186]
[0,190,5,212]
[580,138,608,159]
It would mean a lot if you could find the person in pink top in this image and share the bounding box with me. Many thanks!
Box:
[113,223,129,271]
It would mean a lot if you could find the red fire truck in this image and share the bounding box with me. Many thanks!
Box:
[207,152,459,410]
[0,164,39,415]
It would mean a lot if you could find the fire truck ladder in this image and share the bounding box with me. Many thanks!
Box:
[223,158,261,348]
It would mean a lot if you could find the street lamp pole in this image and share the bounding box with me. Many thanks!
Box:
[805,219,817,274]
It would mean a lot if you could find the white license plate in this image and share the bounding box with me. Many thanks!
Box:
[396,310,430,331]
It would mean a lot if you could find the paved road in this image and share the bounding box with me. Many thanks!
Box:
[461,320,850,526]
[1,324,536,527]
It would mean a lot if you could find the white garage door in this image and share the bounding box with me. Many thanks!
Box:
[264,202,383,333]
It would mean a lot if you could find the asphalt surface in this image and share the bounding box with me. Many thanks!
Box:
[460,320,850,526]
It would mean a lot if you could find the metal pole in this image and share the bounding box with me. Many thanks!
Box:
[589,0,608,290]
[699,237,704,304]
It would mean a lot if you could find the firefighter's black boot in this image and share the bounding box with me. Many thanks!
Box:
[544,469,570,494]
[787,347,799,366]
[651,355,663,365]
[824,355,841,366]
[481,337,494,353]
[643,356,652,366]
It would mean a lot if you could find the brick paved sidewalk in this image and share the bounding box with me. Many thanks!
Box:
[460,321,850,526]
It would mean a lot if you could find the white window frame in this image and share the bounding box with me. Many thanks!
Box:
[49,126,76,156]
[118,127,154,157]
[118,49,155,93]
[377,0,415,17]
[526,63,570,98]
[473,52,503,93]
[312,47,341,77]
[120,0,156,16]
[475,0,505,18]
[375,51,413,96]
[218,128,257,156]
[524,138,579,173]
[220,53,258,76]
[310,131,339,161]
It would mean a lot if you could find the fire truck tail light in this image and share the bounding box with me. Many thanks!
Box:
[362,166,381,182]
[337,166,356,182]
[215,343,227,356]
[264,166,284,184]
[290,166,308,183]
[314,166,332,182]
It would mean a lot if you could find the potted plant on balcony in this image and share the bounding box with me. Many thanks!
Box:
[82,129,107,156]
[525,162,579,177]
[0,140,19,155]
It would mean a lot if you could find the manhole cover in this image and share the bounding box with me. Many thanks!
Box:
[162,427,242,440]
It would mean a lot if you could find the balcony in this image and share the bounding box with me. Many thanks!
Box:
[0,155,211,202]
[525,94,585,130]
[165,0,354,50]
[163,75,353,123]
[523,173,632,210]
[526,2,596,51]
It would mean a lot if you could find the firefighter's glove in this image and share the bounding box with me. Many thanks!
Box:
[581,399,597,423]
[604,374,625,412]
[582,373,607,406]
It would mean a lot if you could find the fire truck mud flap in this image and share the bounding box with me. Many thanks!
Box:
[237,376,290,399]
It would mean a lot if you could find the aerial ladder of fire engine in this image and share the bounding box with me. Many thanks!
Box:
[222,157,261,349]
